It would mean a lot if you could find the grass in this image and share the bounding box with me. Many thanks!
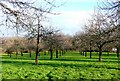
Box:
[1,51,120,80]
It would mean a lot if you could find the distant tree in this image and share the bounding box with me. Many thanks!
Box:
[13,39,20,58]
[73,33,83,55]
[63,35,73,51]
[5,47,14,58]
[26,39,36,58]
[42,27,59,60]
[18,38,26,56]
[3,37,20,58]
[53,33,63,58]
[73,29,94,58]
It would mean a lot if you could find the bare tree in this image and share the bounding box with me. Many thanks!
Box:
[88,12,118,61]
[99,0,120,58]
[73,29,94,58]
[0,0,62,64]
[42,26,59,60]
[53,33,64,58]
[26,39,36,58]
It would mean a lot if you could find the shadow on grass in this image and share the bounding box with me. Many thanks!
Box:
[2,60,33,65]
[2,59,119,70]
[2,57,119,64]
[2,55,119,64]
[2,52,119,65]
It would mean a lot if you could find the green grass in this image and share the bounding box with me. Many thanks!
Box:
[1,51,120,80]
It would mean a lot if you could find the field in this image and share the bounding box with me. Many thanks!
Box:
[1,51,120,80]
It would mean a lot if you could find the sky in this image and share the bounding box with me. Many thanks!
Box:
[0,0,98,37]
[50,0,97,35]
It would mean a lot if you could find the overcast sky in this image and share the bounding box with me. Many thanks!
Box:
[0,0,98,37]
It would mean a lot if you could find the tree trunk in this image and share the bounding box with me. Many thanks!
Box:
[90,42,92,58]
[35,33,39,65]
[63,50,66,54]
[10,53,11,58]
[81,52,83,55]
[107,51,110,56]
[16,50,18,59]
[80,52,82,55]
[50,48,53,60]
[35,17,42,65]
[35,46,39,65]
[44,51,46,55]
[21,51,23,56]
[90,51,92,59]
[35,41,39,64]
[85,51,87,57]
[35,54,38,65]
[99,47,102,62]
[116,47,119,58]
[59,50,62,56]
[29,51,31,57]
[83,51,84,56]
[62,49,64,55]
[56,49,58,58]
[79,51,82,55]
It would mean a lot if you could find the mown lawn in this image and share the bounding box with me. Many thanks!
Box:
[0,51,120,80]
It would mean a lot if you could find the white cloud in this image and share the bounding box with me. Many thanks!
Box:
[61,11,93,25]
[51,10,94,35]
